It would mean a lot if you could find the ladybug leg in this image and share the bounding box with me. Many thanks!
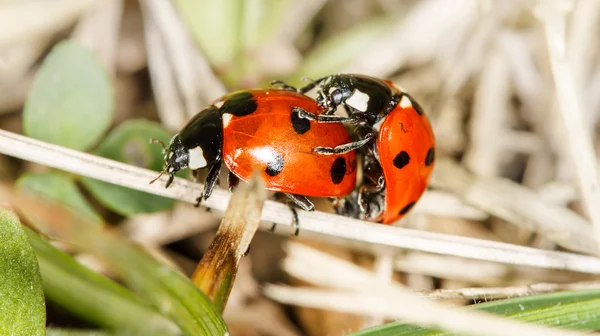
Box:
[268,209,299,235]
[227,172,240,192]
[269,193,305,236]
[270,80,298,92]
[293,107,355,124]
[195,160,222,207]
[297,76,327,94]
[313,133,374,155]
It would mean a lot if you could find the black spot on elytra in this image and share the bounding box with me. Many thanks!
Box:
[393,151,410,169]
[403,93,423,116]
[265,152,284,176]
[219,91,257,116]
[425,147,435,166]
[330,157,347,185]
[399,202,415,215]
[291,108,311,134]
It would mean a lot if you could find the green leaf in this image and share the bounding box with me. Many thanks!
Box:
[0,209,45,336]
[26,228,180,335]
[173,0,242,66]
[23,40,114,151]
[349,288,600,336]
[16,171,102,225]
[80,119,174,216]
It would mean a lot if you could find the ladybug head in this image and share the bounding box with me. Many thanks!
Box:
[150,135,189,188]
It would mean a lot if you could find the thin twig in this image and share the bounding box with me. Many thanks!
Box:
[422,281,600,300]
[535,1,600,243]
[3,129,600,274]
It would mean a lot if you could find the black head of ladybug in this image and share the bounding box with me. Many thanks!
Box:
[152,105,224,188]
[308,74,394,119]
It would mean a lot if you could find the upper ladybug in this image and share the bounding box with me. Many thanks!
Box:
[273,74,436,224]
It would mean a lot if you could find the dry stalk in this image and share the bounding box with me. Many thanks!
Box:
[192,174,266,313]
[536,1,600,242]
[3,129,600,274]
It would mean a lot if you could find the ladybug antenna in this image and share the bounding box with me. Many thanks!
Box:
[149,167,167,185]
[150,138,166,152]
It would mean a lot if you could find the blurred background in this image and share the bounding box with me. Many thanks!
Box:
[2,0,600,335]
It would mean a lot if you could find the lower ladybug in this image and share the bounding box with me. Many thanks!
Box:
[153,89,357,216]
[273,74,435,224]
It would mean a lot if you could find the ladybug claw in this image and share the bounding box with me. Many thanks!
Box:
[194,197,202,208]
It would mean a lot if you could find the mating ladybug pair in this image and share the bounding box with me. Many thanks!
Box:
[153,74,435,228]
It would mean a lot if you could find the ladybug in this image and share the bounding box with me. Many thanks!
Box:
[152,89,358,218]
[273,74,435,224]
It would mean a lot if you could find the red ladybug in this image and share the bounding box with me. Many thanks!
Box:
[154,89,357,215]
[273,74,435,224]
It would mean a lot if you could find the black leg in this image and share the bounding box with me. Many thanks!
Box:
[298,76,327,94]
[293,107,355,123]
[313,133,374,155]
[271,80,298,92]
[195,160,222,207]
[165,173,175,188]
[228,172,240,192]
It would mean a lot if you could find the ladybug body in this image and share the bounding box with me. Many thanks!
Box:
[275,74,435,224]
[159,89,357,212]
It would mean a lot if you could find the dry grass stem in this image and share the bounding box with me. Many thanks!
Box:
[395,253,509,286]
[139,1,186,131]
[119,203,220,246]
[192,173,266,312]
[4,129,600,274]
[263,285,590,336]
[536,1,600,241]
[413,191,489,220]
[423,281,600,301]
[142,0,201,117]
[464,46,509,177]
[432,159,600,255]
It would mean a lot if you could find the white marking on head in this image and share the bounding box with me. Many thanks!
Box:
[400,95,413,109]
[188,146,208,169]
[167,152,173,159]
[222,113,233,128]
[345,89,370,112]
[214,100,225,109]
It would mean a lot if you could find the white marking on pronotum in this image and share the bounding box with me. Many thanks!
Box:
[214,100,225,109]
[345,89,370,112]
[222,113,233,127]
[188,146,208,169]
[400,95,413,108]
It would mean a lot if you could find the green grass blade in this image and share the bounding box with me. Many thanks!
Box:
[349,288,600,336]
[26,228,181,336]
